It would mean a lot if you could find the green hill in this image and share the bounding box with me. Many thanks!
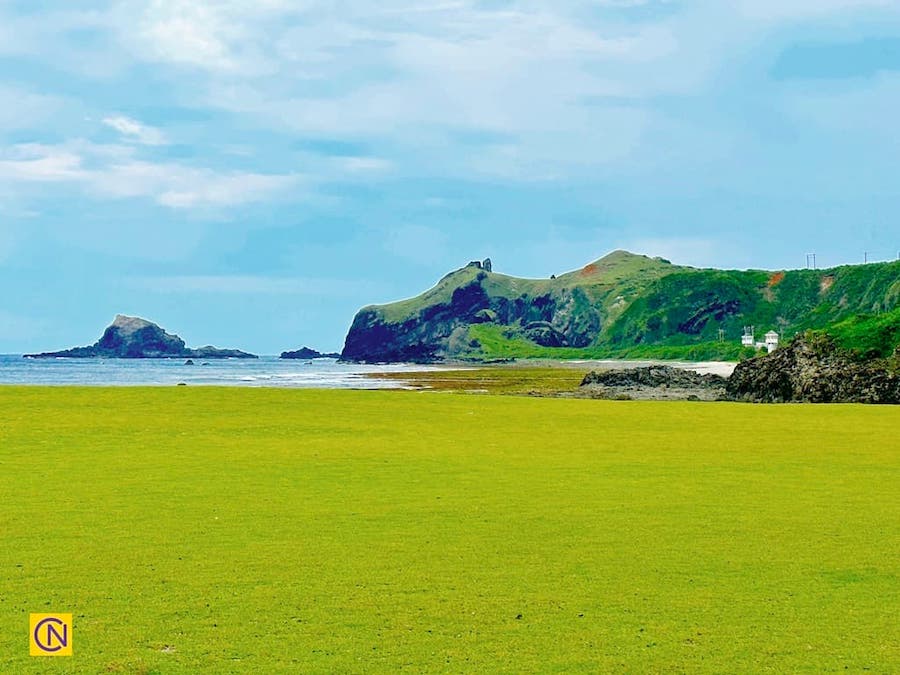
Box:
[341,252,900,362]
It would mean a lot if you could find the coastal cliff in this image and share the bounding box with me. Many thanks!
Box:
[341,252,900,363]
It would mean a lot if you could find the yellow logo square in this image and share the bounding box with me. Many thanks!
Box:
[29,613,73,656]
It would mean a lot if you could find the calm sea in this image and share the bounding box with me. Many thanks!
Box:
[0,355,439,388]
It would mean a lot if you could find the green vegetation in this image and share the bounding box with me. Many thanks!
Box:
[344,250,900,363]
[466,323,757,362]
[818,306,900,359]
[2,387,898,672]
[604,261,900,349]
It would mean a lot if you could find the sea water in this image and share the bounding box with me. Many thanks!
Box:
[0,355,440,388]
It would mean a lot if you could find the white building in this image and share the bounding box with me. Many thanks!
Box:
[741,326,754,346]
[764,331,779,353]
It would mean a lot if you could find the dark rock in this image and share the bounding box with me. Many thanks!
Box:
[184,359,194,365]
[482,258,492,273]
[726,332,900,403]
[280,347,341,360]
[24,315,258,359]
[523,321,569,348]
[581,366,726,389]
[579,366,727,401]
[466,260,483,269]
[188,346,256,359]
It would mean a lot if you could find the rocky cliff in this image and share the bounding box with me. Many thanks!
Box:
[726,333,900,403]
[25,315,257,359]
[342,251,680,362]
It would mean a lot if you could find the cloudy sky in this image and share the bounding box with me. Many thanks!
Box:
[1,0,899,353]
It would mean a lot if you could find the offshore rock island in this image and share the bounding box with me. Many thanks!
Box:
[25,315,258,359]
[280,347,341,360]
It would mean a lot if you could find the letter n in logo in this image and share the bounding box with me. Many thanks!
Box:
[30,613,73,656]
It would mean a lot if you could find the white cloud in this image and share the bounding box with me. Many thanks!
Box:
[102,115,168,145]
[124,0,302,73]
[0,144,85,181]
[0,142,300,209]
[4,0,900,191]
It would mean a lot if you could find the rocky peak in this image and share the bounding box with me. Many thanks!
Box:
[110,314,155,334]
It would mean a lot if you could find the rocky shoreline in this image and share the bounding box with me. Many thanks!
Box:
[578,365,727,401]
[726,333,899,403]
[574,334,899,403]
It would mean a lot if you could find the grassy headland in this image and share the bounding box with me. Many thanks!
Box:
[342,252,900,363]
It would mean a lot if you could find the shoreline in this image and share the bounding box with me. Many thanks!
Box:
[0,354,738,391]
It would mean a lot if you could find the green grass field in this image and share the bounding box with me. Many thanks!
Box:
[1,387,898,673]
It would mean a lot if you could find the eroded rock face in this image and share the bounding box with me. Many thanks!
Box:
[579,365,727,401]
[726,333,900,403]
[341,269,604,362]
[25,315,257,359]
[523,321,568,348]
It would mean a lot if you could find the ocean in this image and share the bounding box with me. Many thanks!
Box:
[0,355,441,388]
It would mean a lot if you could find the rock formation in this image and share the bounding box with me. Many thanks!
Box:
[280,347,341,359]
[24,315,257,359]
[580,366,727,400]
[726,333,899,403]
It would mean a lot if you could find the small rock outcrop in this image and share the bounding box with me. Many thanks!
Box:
[280,347,341,360]
[582,366,726,389]
[580,366,727,400]
[726,333,900,403]
[24,315,257,359]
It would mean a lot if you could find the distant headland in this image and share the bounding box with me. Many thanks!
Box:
[24,315,258,359]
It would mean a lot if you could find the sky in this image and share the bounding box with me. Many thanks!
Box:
[1,0,899,354]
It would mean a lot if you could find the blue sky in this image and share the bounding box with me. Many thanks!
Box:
[1,0,899,354]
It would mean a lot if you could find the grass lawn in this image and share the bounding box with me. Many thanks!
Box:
[1,387,898,673]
